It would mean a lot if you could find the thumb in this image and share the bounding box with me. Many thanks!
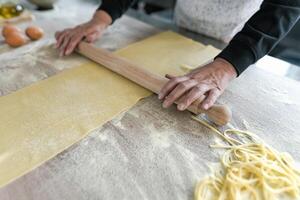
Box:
[84,32,100,43]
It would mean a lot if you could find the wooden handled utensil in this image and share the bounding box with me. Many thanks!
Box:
[77,42,232,125]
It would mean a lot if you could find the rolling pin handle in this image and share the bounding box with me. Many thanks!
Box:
[77,42,232,126]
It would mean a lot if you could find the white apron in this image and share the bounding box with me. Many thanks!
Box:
[175,0,263,42]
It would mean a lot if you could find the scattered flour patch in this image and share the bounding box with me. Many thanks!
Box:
[242,119,251,130]
[147,124,172,148]
[98,132,108,142]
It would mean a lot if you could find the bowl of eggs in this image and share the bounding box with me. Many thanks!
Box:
[2,24,44,47]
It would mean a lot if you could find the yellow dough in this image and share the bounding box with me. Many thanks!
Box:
[180,45,221,73]
[0,31,219,187]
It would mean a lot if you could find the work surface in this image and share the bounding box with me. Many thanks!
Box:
[1,1,300,199]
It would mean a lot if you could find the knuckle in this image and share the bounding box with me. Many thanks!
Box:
[85,38,91,42]
[63,31,71,36]
[189,88,199,96]
[195,85,205,92]
[172,77,181,84]
[62,39,68,46]
[69,42,76,48]
[62,35,70,41]
[88,37,95,42]
[95,29,101,35]
[87,27,95,32]
[71,35,79,42]
[72,36,81,43]
[212,89,221,97]
[189,95,198,104]
[211,92,218,99]
[76,31,84,37]
[206,96,214,103]
[191,89,199,97]
[167,93,175,100]
[183,97,192,105]
[178,82,187,90]
[163,83,172,91]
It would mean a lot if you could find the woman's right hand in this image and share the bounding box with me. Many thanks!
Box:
[55,10,112,56]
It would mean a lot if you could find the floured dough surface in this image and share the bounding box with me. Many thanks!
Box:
[0,31,220,187]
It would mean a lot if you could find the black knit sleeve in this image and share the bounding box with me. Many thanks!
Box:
[217,0,300,75]
[98,0,137,23]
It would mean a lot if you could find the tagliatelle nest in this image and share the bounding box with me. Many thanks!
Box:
[192,116,300,200]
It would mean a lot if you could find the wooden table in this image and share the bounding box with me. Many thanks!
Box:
[1,0,300,199]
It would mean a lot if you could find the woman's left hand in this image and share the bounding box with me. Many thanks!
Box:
[158,58,237,111]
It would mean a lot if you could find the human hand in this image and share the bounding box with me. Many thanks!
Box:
[158,58,237,111]
[55,10,112,56]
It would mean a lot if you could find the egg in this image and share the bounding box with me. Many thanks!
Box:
[2,24,21,38]
[25,26,44,40]
[5,32,27,47]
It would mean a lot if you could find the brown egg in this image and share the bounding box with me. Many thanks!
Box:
[25,26,44,40]
[5,32,27,47]
[2,24,21,38]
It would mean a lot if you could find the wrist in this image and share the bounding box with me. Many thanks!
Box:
[91,10,112,28]
[214,57,237,79]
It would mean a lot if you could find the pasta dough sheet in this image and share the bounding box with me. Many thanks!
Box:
[0,31,220,187]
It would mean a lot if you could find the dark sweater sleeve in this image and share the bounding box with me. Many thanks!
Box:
[217,0,300,75]
[98,0,137,23]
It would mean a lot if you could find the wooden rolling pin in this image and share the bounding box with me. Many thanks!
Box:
[77,42,232,125]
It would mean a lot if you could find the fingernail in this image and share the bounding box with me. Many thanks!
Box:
[203,104,209,110]
[178,104,185,111]
[158,93,162,99]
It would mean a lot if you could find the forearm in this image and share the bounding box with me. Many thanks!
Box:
[92,10,113,27]
[217,0,300,75]
[98,0,137,23]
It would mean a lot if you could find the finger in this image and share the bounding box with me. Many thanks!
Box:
[201,89,221,110]
[64,33,84,55]
[56,30,69,49]
[165,74,176,79]
[162,79,198,108]
[59,33,73,57]
[177,84,211,110]
[55,29,71,48]
[158,76,189,100]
